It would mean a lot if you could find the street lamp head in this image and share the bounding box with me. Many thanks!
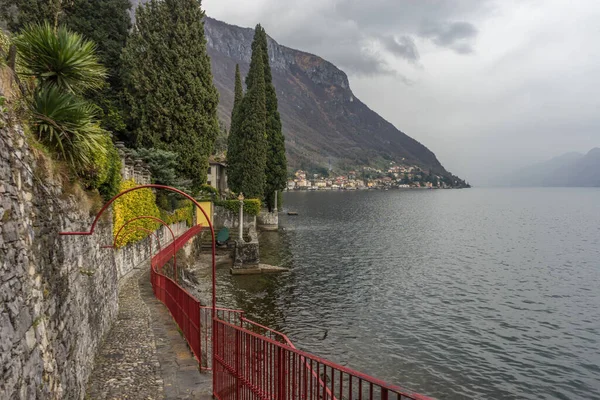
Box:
[238,193,245,201]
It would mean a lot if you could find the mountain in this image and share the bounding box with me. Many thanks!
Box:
[203,17,463,181]
[126,5,465,183]
[502,148,600,187]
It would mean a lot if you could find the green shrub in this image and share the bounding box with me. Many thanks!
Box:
[78,133,111,189]
[199,184,218,197]
[214,199,261,216]
[98,141,122,201]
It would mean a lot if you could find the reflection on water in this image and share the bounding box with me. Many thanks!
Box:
[195,188,600,399]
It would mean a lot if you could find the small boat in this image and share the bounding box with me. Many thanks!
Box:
[287,212,298,216]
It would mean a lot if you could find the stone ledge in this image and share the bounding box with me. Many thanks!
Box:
[230,264,289,275]
[257,224,278,231]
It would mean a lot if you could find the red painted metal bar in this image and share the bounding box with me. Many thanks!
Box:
[150,224,204,364]
[213,318,432,400]
[199,307,245,370]
[112,215,177,281]
[101,226,162,252]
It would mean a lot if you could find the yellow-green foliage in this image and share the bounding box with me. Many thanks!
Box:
[0,29,10,68]
[79,133,111,189]
[215,199,261,216]
[113,179,160,248]
[160,200,194,227]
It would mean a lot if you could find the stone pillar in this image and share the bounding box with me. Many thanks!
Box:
[239,199,244,240]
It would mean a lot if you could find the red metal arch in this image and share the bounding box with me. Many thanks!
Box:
[113,215,174,249]
[59,184,217,321]
[102,226,162,251]
[106,226,162,258]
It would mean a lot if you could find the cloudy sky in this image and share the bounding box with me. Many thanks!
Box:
[203,0,600,184]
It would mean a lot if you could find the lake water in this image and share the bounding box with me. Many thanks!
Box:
[206,188,600,399]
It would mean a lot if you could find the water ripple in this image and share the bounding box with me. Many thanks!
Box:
[208,188,600,400]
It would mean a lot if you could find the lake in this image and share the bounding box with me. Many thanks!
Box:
[205,188,600,399]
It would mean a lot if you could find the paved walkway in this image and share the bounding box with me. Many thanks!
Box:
[140,270,212,400]
[86,265,211,399]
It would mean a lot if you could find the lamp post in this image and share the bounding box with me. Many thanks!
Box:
[238,193,244,240]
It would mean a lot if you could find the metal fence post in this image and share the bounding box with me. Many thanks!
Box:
[277,346,286,400]
[235,329,241,400]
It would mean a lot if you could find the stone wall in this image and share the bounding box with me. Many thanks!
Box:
[114,142,151,185]
[0,118,184,399]
[257,210,278,231]
[213,205,256,237]
[113,221,187,280]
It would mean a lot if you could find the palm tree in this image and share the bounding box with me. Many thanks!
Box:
[31,85,106,168]
[14,22,108,170]
[14,22,106,93]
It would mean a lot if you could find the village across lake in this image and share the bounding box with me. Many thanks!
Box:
[287,165,470,191]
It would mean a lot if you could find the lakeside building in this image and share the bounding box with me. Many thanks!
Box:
[207,159,228,195]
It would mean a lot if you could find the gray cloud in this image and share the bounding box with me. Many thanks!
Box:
[379,35,419,62]
[324,45,413,84]
[340,53,396,76]
[335,0,492,31]
[419,21,478,53]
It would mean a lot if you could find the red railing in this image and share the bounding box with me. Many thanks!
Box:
[150,225,431,400]
[150,224,204,363]
[200,306,245,370]
[213,319,431,400]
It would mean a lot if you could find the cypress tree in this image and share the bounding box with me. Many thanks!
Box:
[226,64,244,192]
[257,26,287,211]
[63,0,131,91]
[63,0,131,137]
[121,0,219,191]
[0,0,57,32]
[228,33,267,198]
[232,64,244,122]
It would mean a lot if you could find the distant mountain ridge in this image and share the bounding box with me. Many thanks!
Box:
[503,148,600,187]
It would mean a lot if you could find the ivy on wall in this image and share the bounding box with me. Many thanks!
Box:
[113,179,161,248]
[113,180,196,248]
[214,199,261,216]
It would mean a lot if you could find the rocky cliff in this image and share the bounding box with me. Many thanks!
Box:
[204,17,453,176]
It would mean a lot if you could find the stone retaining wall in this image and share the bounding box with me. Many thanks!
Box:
[257,210,278,231]
[0,118,183,399]
[213,205,256,236]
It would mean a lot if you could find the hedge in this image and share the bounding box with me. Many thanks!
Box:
[160,200,194,227]
[214,199,261,216]
[113,179,160,248]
